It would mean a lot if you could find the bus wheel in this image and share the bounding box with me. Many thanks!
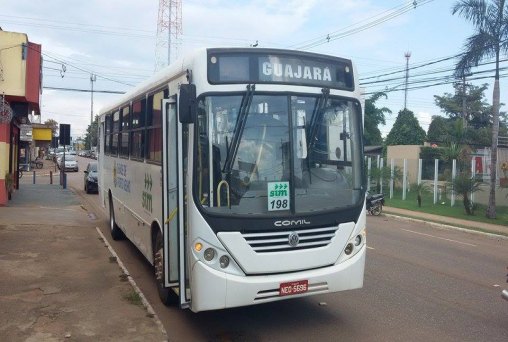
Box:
[109,198,125,240]
[154,229,178,306]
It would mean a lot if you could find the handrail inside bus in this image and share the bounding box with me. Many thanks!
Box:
[217,180,230,208]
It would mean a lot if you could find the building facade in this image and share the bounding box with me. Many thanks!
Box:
[0,29,42,205]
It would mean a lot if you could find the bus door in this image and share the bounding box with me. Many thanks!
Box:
[162,97,189,308]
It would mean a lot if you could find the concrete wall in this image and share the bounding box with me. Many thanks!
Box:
[386,145,421,185]
[0,31,28,97]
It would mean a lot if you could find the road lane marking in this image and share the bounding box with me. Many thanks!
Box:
[367,246,375,250]
[400,228,477,247]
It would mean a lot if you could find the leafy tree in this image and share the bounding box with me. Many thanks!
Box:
[434,83,490,126]
[427,116,454,143]
[84,115,99,150]
[385,109,426,146]
[452,0,508,218]
[364,92,391,145]
[433,83,506,145]
[44,118,59,136]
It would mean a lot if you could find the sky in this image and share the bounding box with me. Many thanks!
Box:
[1,0,503,140]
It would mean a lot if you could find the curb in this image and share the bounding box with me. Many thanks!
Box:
[95,227,169,342]
[384,213,508,240]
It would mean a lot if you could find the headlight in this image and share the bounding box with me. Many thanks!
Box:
[354,234,362,246]
[219,255,230,268]
[344,243,353,255]
[204,248,215,261]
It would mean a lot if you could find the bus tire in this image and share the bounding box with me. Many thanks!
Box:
[154,229,178,306]
[109,197,125,240]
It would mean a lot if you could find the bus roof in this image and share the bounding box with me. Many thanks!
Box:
[98,47,357,116]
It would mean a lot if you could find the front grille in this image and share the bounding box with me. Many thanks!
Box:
[242,226,338,253]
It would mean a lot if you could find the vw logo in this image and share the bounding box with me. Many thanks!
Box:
[288,232,299,247]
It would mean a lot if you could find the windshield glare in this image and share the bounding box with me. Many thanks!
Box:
[195,93,363,216]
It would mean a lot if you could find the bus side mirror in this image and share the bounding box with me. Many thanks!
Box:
[179,84,196,124]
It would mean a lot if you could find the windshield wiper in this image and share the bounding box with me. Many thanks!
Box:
[222,84,255,178]
[305,88,329,184]
[307,87,330,152]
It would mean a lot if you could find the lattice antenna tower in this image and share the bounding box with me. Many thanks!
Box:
[155,0,182,72]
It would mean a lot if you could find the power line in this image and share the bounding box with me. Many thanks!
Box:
[43,86,126,94]
[291,0,434,51]
[362,72,508,95]
[27,44,135,87]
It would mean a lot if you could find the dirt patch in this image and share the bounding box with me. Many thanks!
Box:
[0,222,166,341]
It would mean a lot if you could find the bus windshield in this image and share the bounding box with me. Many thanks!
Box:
[195,93,363,216]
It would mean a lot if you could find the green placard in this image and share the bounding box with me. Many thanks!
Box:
[267,181,290,211]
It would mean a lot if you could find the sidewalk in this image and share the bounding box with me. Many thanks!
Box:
[0,184,167,341]
[384,206,508,237]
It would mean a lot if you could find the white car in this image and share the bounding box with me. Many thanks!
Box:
[60,154,79,172]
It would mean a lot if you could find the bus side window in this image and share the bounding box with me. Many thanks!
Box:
[111,110,120,156]
[105,113,113,155]
[146,91,164,163]
[119,105,130,158]
[130,98,146,160]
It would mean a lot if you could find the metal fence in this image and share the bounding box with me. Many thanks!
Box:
[366,157,508,207]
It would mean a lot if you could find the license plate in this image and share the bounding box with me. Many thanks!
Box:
[279,280,308,296]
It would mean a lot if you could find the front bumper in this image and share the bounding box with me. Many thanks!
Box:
[189,245,366,312]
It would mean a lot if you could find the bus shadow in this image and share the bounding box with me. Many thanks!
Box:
[181,296,344,341]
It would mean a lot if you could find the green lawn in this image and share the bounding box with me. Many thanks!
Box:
[384,190,508,227]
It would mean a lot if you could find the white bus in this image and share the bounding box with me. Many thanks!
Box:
[98,48,366,312]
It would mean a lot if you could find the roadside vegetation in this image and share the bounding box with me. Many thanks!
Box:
[385,189,508,227]
[123,290,143,306]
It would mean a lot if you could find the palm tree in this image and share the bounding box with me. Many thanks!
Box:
[450,173,484,215]
[412,182,431,207]
[452,0,507,219]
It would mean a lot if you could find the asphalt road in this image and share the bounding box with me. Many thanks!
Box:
[72,157,508,342]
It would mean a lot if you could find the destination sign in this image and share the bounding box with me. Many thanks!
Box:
[208,49,354,90]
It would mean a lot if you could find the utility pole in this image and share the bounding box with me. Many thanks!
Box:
[404,52,411,110]
[90,74,96,126]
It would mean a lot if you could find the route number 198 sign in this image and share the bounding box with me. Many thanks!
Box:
[267,182,290,211]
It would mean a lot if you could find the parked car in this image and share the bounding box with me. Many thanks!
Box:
[84,162,98,194]
[60,154,79,172]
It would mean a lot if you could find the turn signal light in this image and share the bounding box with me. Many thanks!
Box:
[194,243,203,252]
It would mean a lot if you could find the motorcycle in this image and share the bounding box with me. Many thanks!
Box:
[366,192,384,216]
[30,158,43,169]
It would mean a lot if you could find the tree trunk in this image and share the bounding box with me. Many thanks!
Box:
[486,79,500,218]
[463,192,472,215]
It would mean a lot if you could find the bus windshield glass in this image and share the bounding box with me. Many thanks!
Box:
[195,93,363,216]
